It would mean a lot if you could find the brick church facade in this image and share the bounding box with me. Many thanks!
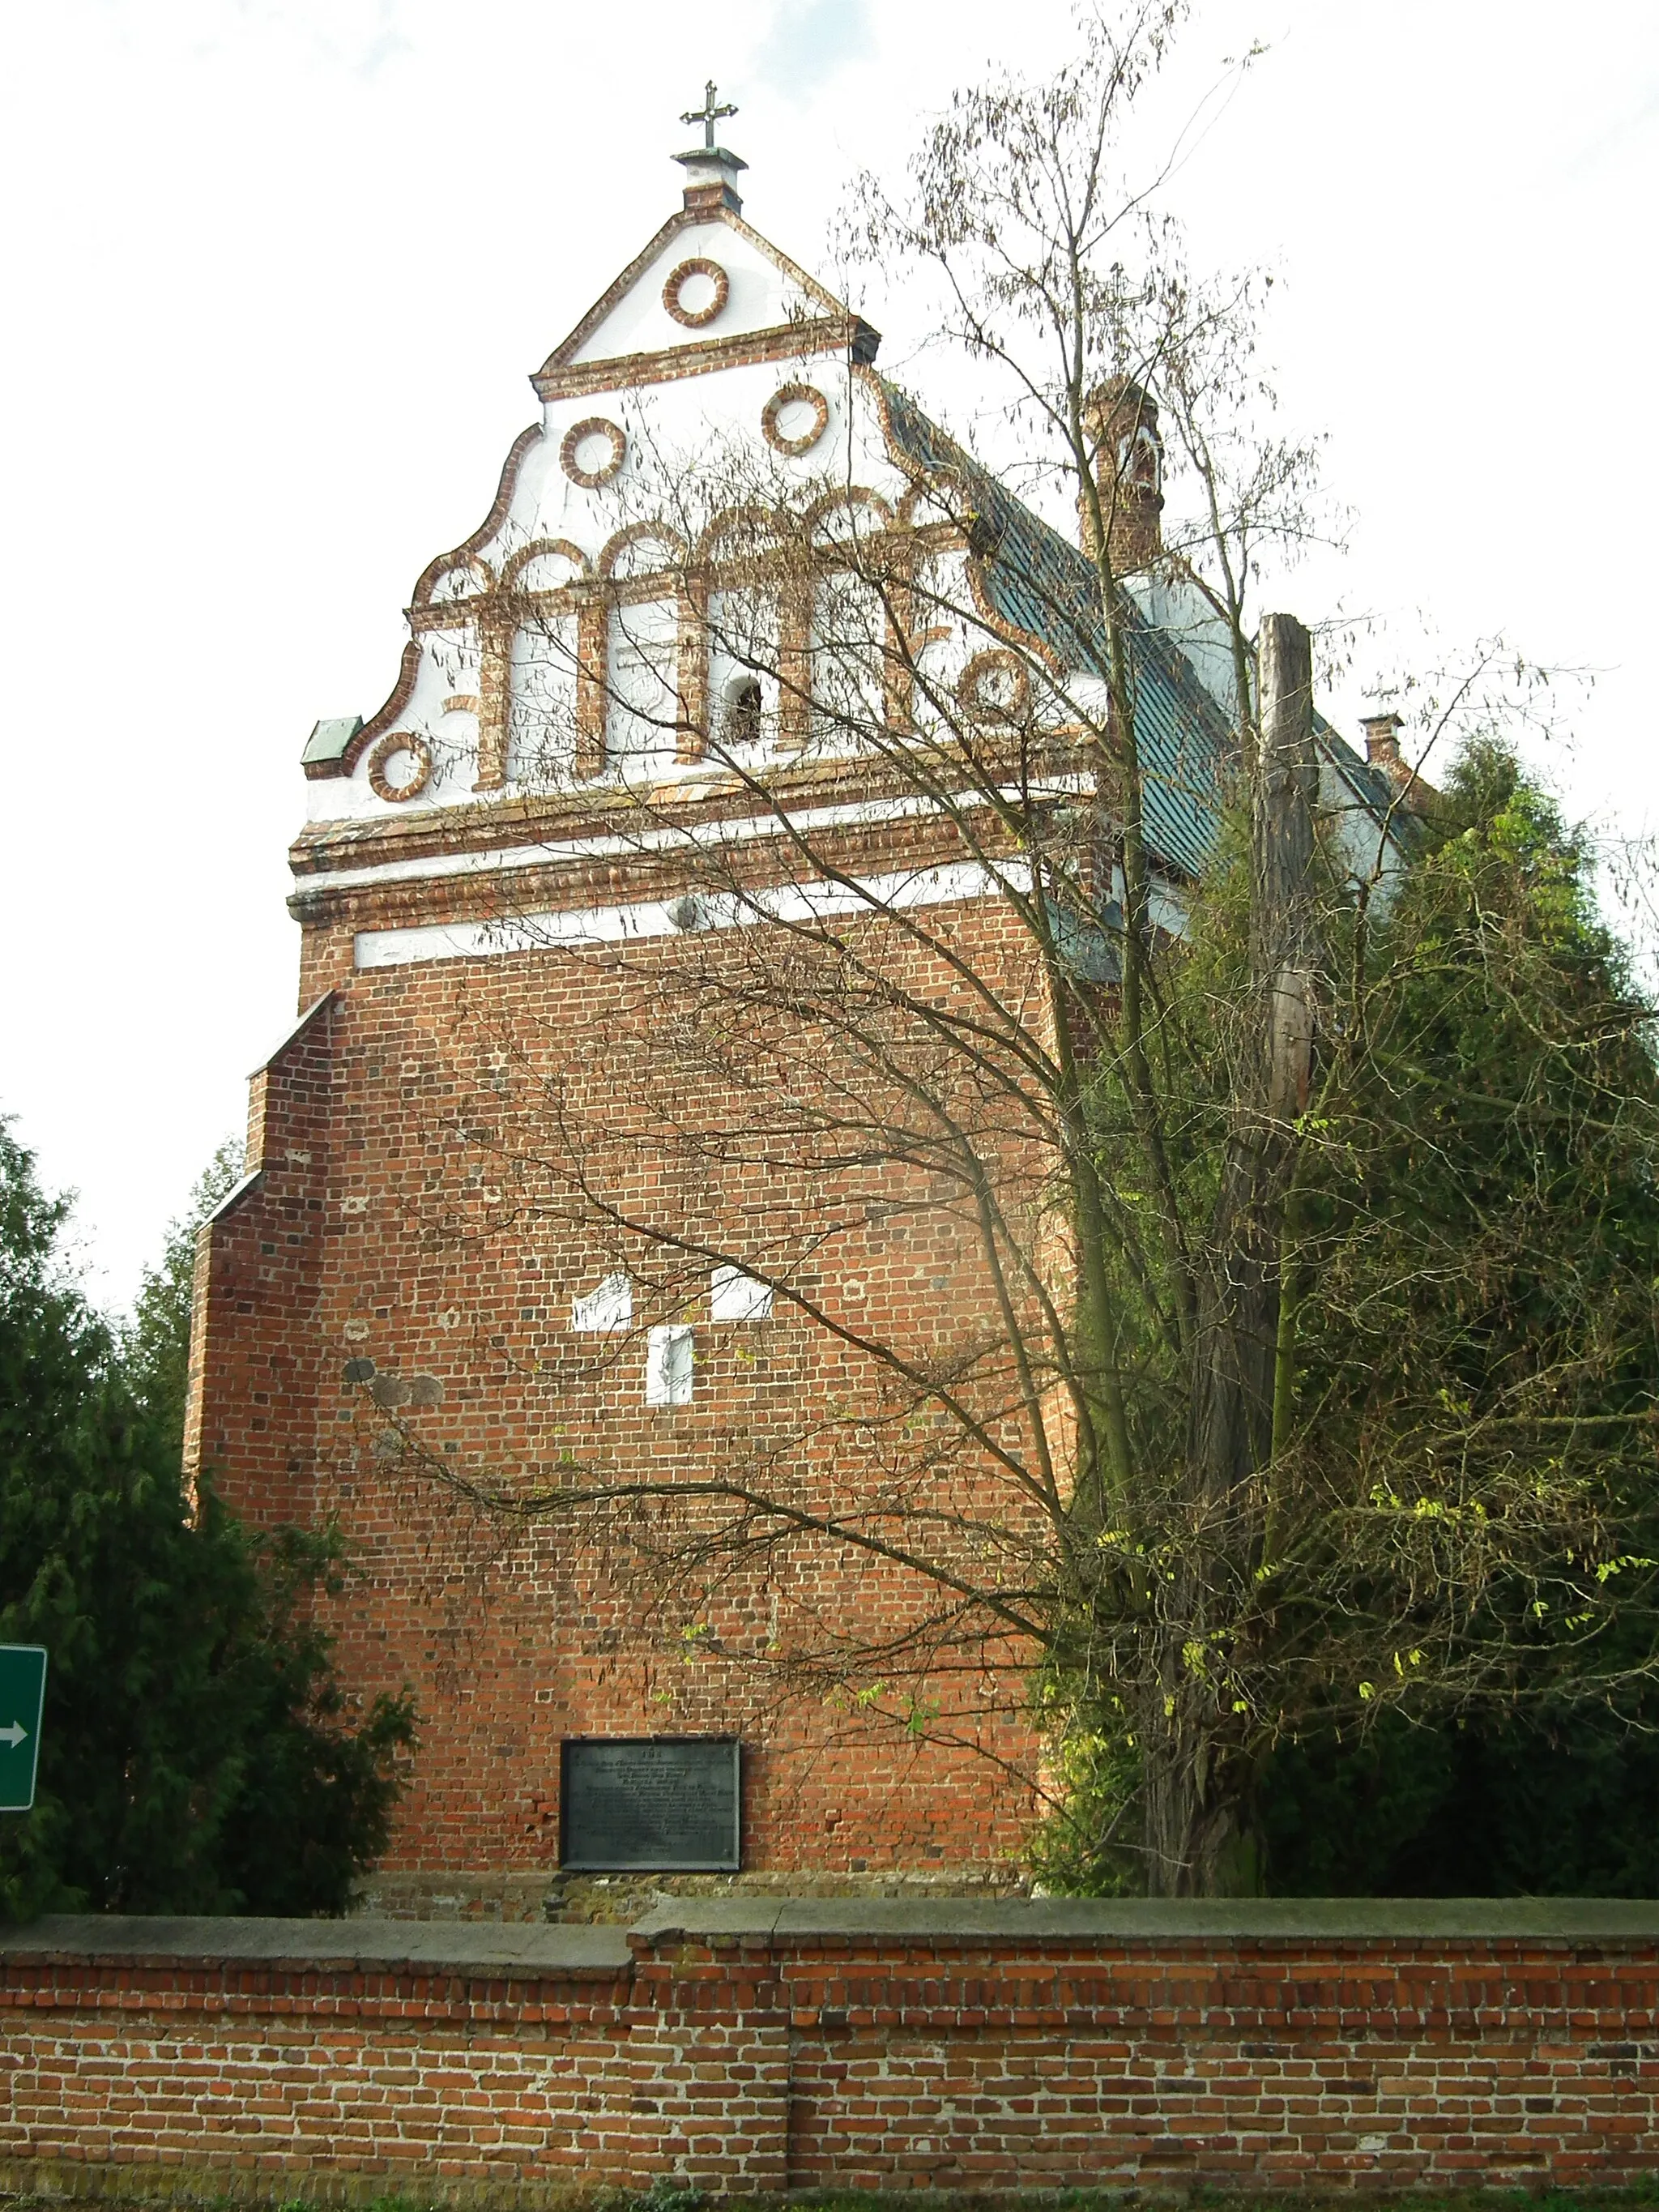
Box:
[183,117,1405,1915]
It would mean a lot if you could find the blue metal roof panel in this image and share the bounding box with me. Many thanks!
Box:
[876,380,1235,880]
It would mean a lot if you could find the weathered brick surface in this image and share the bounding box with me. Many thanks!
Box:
[4,1911,1658,2195]
[191,810,1051,1894]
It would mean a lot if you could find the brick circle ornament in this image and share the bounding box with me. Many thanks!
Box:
[761,382,830,458]
[956,648,1033,724]
[559,417,627,489]
[662,257,729,329]
[367,731,433,803]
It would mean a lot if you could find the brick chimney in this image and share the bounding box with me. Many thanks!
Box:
[1361,710,1435,815]
[1080,376,1164,573]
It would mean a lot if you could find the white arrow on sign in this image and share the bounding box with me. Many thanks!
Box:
[0,1723,28,1749]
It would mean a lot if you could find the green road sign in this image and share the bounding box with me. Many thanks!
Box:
[0,1647,46,1812]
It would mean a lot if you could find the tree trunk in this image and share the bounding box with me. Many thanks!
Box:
[1141,1699,1260,1896]
[1188,613,1317,1488]
[1164,616,1316,1895]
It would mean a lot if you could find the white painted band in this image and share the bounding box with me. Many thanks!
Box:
[353,857,1037,971]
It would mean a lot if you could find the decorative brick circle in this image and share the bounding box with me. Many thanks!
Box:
[956,649,1033,724]
[559,417,627,489]
[662,257,730,329]
[367,731,433,803]
[761,382,830,458]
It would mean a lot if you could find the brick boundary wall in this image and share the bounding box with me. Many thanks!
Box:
[3,1900,1658,2200]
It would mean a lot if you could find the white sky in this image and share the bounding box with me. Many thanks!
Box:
[2,0,1656,1308]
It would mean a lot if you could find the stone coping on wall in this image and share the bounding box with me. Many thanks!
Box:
[0,1914,632,1973]
[7,1895,1659,1969]
[629,1893,1659,1942]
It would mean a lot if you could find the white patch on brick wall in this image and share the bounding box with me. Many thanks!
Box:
[710,1266,772,1321]
[571,1274,632,1331]
[645,1324,693,1405]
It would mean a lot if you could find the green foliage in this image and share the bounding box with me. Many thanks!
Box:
[1292,745,1659,1705]
[1263,1703,1659,1897]
[1034,741,1659,1894]
[0,1123,413,1920]
[121,1135,244,1455]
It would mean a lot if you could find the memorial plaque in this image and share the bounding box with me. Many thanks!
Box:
[561,1737,740,1871]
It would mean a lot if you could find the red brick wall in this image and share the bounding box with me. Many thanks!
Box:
[192,873,1051,1891]
[4,1907,1658,2196]
[184,995,336,1528]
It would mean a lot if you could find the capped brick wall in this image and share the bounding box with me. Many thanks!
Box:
[3,1900,1659,2199]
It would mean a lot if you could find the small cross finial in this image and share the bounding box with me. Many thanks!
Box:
[680,79,737,151]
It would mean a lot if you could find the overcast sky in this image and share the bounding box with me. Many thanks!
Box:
[2,0,1656,1307]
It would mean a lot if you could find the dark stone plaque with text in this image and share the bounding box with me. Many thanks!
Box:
[560,1737,741,1871]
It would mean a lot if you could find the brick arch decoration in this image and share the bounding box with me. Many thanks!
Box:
[316,422,545,782]
[662,257,729,330]
[499,536,592,592]
[804,485,896,546]
[366,731,433,803]
[957,647,1034,725]
[761,382,830,458]
[407,423,540,618]
[560,418,627,490]
[597,520,689,581]
[417,553,495,609]
[693,502,787,569]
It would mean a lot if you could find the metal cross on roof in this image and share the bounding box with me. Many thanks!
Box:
[681,79,738,150]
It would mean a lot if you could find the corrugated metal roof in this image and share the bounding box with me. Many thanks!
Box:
[877,380,1235,880]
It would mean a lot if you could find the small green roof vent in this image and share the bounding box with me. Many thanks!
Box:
[301,715,363,767]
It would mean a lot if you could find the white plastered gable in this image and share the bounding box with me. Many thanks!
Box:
[561,220,825,370]
[303,196,910,826]
[533,201,853,386]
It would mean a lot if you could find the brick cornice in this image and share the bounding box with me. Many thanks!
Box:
[288,736,1064,883]
[534,315,864,403]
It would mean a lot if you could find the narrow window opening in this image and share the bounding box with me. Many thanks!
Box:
[724,676,764,746]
